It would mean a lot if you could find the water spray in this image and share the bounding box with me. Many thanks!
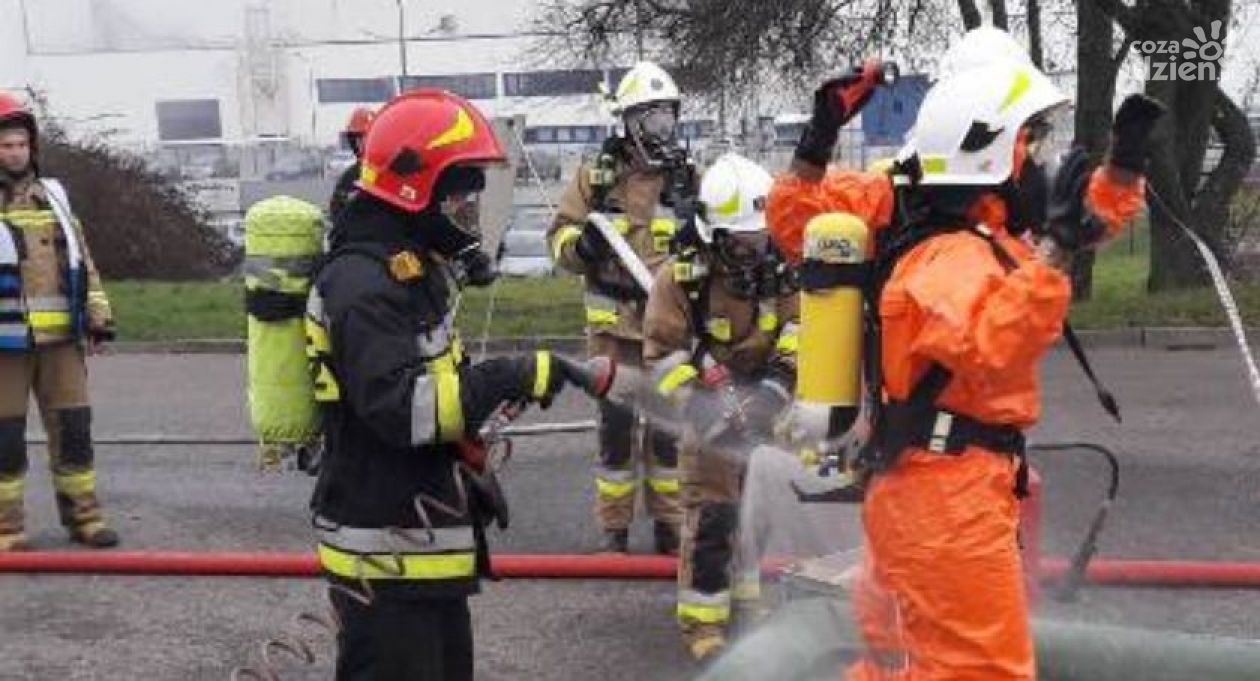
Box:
[1149,187,1260,407]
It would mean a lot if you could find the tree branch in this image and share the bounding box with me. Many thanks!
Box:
[1091,0,1140,36]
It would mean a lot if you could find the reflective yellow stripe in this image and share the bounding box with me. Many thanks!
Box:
[0,209,57,229]
[999,68,1032,114]
[553,225,582,261]
[28,310,71,330]
[646,477,680,495]
[435,370,464,442]
[677,602,731,625]
[650,217,677,253]
[586,308,619,326]
[657,364,698,397]
[53,470,96,497]
[706,318,732,342]
[757,313,778,333]
[776,332,799,354]
[318,543,476,581]
[595,477,637,499]
[305,317,331,353]
[612,217,631,235]
[532,351,551,400]
[0,478,23,502]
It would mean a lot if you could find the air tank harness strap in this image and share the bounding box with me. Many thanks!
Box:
[797,258,871,291]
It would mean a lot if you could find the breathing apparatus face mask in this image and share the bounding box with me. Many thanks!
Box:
[624,102,681,167]
[341,132,364,159]
[1003,115,1057,236]
[421,165,486,258]
[712,230,779,299]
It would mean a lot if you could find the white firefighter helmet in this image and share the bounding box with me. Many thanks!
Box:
[907,58,1068,186]
[696,153,773,243]
[936,25,1033,80]
[611,61,681,114]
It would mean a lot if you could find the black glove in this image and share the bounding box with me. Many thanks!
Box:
[795,62,881,167]
[575,220,611,263]
[1043,147,1108,253]
[1108,94,1167,173]
[456,247,498,288]
[743,376,792,437]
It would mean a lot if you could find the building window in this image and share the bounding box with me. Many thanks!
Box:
[155,99,222,141]
[316,78,394,104]
[524,127,555,144]
[503,69,604,97]
[607,67,631,90]
[400,73,497,100]
[679,120,715,141]
[523,126,610,145]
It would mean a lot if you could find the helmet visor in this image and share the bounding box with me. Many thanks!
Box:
[625,103,679,158]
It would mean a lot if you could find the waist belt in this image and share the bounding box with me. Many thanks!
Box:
[890,405,1025,457]
[880,402,1029,497]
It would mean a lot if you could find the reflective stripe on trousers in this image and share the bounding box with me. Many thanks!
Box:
[677,588,731,625]
[594,466,637,499]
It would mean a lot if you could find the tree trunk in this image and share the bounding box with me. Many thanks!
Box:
[1069,0,1122,299]
[1027,0,1044,68]
[1144,0,1234,291]
[957,0,983,29]
[988,0,1009,29]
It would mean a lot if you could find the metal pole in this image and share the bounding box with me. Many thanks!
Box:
[396,0,408,78]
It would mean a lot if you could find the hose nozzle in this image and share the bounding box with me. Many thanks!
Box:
[555,355,617,399]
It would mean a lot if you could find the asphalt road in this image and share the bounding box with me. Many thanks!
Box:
[2,347,1259,680]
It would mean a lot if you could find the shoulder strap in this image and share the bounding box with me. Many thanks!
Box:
[683,274,713,364]
[967,225,1122,423]
[38,178,83,270]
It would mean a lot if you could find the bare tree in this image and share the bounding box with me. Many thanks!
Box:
[1095,0,1256,291]
[531,0,960,105]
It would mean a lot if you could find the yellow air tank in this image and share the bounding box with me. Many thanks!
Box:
[244,196,325,470]
[795,212,870,444]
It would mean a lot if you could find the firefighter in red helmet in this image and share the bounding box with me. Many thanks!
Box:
[306,89,599,680]
[329,106,376,218]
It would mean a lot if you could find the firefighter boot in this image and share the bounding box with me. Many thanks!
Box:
[54,471,119,548]
[0,478,29,551]
[599,528,629,554]
[685,625,727,662]
[654,520,680,556]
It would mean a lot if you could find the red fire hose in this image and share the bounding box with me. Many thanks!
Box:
[4,550,1260,589]
[0,551,678,580]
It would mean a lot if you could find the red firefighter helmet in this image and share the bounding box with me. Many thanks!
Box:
[344,106,375,137]
[0,91,37,142]
[356,89,505,213]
